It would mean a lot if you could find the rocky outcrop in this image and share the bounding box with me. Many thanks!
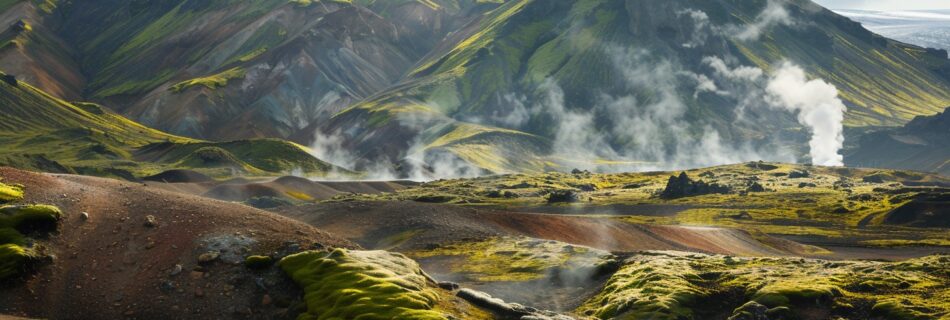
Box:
[660,172,732,199]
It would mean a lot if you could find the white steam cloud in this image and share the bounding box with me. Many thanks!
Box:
[765,63,846,166]
[733,0,796,41]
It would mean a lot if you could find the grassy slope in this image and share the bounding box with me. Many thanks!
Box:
[0,73,338,179]
[330,0,950,173]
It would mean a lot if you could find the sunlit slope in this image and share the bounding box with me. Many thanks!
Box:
[0,74,338,178]
[0,0,509,141]
[326,0,950,173]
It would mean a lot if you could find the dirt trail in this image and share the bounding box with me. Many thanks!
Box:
[0,167,355,320]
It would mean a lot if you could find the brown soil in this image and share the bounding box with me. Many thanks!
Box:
[278,201,812,257]
[145,176,413,203]
[0,167,356,320]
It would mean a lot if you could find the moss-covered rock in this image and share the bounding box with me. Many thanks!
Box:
[0,203,61,281]
[578,252,950,320]
[0,204,63,230]
[244,255,274,269]
[279,249,446,320]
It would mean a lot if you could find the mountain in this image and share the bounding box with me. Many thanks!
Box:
[321,0,950,175]
[0,72,340,179]
[0,0,504,140]
[835,9,950,51]
[3,0,950,177]
[846,107,950,176]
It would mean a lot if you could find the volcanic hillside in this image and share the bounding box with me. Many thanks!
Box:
[0,72,340,179]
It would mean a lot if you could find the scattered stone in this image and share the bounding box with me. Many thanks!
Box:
[746,181,766,193]
[159,280,176,293]
[169,264,183,276]
[1,74,18,87]
[798,182,818,188]
[438,281,460,291]
[197,251,220,264]
[194,287,204,297]
[189,271,204,280]
[261,294,272,306]
[788,170,810,179]
[571,168,591,175]
[144,215,158,227]
[79,212,89,221]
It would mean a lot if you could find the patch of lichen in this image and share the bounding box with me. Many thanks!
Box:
[278,248,449,320]
[409,237,613,282]
[169,67,246,93]
[0,181,24,203]
[578,252,950,320]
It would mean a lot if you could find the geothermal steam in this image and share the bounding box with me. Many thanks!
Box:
[766,63,847,166]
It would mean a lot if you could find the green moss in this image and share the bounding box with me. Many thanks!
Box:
[169,67,245,93]
[0,200,61,280]
[278,249,446,320]
[410,237,611,282]
[0,182,23,203]
[0,243,34,280]
[0,204,62,229]
[578,252,950,320]
[244,255,274,269]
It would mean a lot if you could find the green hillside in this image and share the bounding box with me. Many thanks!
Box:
[0,72,339,179]
[326,0,950,174]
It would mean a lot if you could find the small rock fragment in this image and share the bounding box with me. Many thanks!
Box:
[197,251,220,264]
[144,215,158,227]
[170,264,183,276]
[80,212,89,221]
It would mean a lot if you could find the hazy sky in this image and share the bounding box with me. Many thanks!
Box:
[813,0,950,10]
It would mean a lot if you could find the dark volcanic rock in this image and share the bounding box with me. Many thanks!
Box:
[547,190,581,203]
[660,172,732,199]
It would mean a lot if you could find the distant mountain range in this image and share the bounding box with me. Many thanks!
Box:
[835,9,950,51]
[2,0,949,178]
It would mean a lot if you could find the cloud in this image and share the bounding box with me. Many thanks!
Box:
[733,0,796,41]
[678,9,713,48]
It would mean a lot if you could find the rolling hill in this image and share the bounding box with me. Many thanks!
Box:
[0,0,505,140]
[0,72,341,179]
[3,0,950,177]
[321,0,950,175]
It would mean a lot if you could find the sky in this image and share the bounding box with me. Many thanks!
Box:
[813,0,950,11]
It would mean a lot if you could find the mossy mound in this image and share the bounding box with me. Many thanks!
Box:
[244,255,274,269]
[279,249,447,320]
[0,204,62,281]
[410,237,614,282]
[0,243,38,280]
[0,182,23,203]
[578,252,950,320]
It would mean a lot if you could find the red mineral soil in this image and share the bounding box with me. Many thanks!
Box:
[0,167,356,320]
[277,201,823,257]
[141,170,413,202]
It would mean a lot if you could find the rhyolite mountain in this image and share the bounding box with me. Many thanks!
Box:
[846,107,950,176]
[2,0,950,176]
[0,71,342,179]
[0,0,505,139]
